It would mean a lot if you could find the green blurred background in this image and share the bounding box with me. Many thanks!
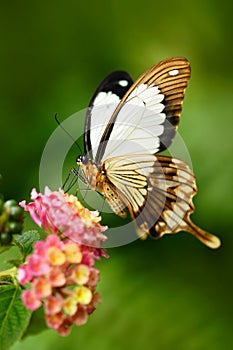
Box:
[1,0,233,349]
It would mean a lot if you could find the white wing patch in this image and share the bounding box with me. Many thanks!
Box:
[168,69,179,76]
[118,80,129,87]
[92,83,166,161]
[93,91,119,106]
[90,91,120,159]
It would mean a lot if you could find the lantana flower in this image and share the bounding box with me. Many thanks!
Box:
[18,187,108,335]
[20,187,107,247]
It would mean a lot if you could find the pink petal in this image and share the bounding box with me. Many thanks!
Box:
[45,234,63,248]
[17,265,32,284]
[45,295,63,315]
[32,277,52,298]
[72,306,88,326]
[21,290,42,311]
[48,267,66,287]
[46,312,65,330]
[27,254,50,276]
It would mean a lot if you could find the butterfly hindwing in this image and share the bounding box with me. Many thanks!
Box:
[136,156,196,236]
[103,154,154,214]
[102,154,220,249]
[102,179,127,218]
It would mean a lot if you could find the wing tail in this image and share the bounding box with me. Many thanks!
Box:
[183,218,221,249]
[133,155,221,249]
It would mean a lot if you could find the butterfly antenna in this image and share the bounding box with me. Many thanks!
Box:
[54,113,83,154]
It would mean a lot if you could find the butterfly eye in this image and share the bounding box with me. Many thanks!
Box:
[76,155,88,165]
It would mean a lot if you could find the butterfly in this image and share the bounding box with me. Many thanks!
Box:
[75,57,221,249]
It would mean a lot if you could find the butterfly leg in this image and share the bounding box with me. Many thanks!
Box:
[62,168,78,191]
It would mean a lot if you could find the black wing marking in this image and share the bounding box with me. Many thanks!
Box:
[84,71,133,159]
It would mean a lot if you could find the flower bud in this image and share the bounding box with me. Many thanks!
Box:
[3,199,18,209]
[5,221,23,234]
[0,232,12,245]
[9,205,24,221]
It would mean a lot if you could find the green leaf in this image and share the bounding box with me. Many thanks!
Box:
[14,230,40,259]
[22,307,47,338]
[0,283,31,350]
[0,245,13,255]
[6,259,23,268]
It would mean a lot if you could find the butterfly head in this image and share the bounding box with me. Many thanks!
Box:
[76,154,88,165]
[76,155,98,190]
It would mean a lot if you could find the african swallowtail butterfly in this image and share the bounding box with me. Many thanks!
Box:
[75,57,221,249]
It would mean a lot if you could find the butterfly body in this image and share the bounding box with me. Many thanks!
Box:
[76,57,221,249]
[78,158,128,218]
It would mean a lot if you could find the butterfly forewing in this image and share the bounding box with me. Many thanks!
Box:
[84,71,134,159]
[94,57,191,163]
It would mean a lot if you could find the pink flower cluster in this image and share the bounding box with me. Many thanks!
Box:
[18,235,106,335]
[20,187,107,247]
[18,188,108,335]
